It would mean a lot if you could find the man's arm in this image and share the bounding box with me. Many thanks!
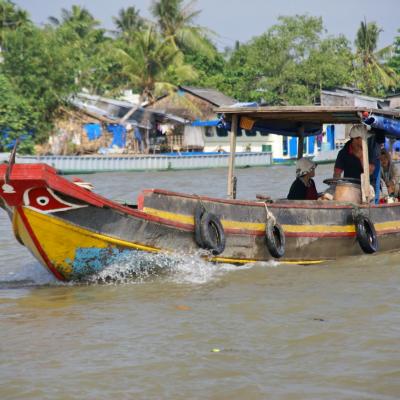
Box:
[333,168,342,178]
[334,149,344,178]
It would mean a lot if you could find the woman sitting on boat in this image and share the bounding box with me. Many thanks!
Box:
[287,158,318,200]
[380,148,400,197]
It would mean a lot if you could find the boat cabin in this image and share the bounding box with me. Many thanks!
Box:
[216,105,400,203]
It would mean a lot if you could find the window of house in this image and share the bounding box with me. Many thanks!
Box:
[216,126,228,137]
[245,129,257,137]
[282,137,288,156]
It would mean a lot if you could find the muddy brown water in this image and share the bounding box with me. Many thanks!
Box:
[1,164,399,399]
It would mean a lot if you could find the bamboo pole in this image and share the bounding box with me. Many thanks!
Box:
[227,114,238,199]
[361,132,371,203]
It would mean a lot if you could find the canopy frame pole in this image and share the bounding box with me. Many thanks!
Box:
[227,114,238,199]
[361,132,371,203]
[297,125,305,159]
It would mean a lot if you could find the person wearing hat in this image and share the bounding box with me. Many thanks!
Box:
[333,124,375,180]
[380,148,400,197]
[287,158,318,200]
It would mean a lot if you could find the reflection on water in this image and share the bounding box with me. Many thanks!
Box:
[1,165,400,399]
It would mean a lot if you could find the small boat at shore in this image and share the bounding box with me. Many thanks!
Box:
[1,106,400,281]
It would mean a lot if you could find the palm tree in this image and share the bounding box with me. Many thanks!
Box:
[354,19,398,94]
[150,0,214,56]
[48,5,100,38]
[389,29,400,77]
[112,6,146,39]
[114,26,197,103]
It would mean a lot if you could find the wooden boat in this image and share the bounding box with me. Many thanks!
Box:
[1,106,400,281]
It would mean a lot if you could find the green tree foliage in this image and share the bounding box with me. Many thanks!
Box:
[2,0,400,158]
[1,25,79,141]
[182,38,225,86]
[0,74,37,153]
[47,5,109,92]
[216,15,353,104]
[0,0,29,45]
[113,27,197,102]
[389,29,400,85]
[354,20,399,96]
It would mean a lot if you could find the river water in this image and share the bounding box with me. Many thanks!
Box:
[1,164,400,400]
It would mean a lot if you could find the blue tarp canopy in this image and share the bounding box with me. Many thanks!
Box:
[363,115,400,139]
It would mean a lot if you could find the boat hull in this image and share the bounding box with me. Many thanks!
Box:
[2,163,400,280]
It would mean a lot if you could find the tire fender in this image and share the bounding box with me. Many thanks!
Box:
[199,211,226,255]
[265,220,285,258]
[354,214,378,254]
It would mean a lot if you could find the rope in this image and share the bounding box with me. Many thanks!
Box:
[193,194,208,213]
[264,202,276,225]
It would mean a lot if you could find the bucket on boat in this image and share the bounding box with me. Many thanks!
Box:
[334,182,361,203]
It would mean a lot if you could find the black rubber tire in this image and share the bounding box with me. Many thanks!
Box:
[265,220,285,258]
[199,212,226,255]
[194,203,205,247]
[355,215,378,254]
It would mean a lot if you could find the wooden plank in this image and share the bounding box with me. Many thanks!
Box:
[216,106,400,123]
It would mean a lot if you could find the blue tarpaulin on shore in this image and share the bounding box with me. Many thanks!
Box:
[84,123,102,141]
[107,124,126,148]
[191,120,220,127]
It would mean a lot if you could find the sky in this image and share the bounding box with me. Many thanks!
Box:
[12,0,400,50]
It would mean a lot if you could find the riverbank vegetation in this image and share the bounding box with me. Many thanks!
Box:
[0,0,400,152]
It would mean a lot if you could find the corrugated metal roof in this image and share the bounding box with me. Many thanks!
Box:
[179,86,236,106]
[70,93,189,129]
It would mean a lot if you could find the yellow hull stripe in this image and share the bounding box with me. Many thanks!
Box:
[143,206,400,234]
[142,206,355,233]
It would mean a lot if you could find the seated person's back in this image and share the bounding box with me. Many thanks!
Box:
[287,158,318,200]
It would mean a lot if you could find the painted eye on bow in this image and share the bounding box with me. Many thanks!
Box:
[36,196,50,206]
[23,187,86,213]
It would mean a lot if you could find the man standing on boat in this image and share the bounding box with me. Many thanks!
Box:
[287,158,318,200]
[333,124,375,180]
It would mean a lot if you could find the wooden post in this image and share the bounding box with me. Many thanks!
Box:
[227,114,238,199]
[297,125,304,159]
[361,132,371,203]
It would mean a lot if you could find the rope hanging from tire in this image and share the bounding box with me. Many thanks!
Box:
[194,202,226,255]
[264,203,285,258]
[353,211,378,254]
